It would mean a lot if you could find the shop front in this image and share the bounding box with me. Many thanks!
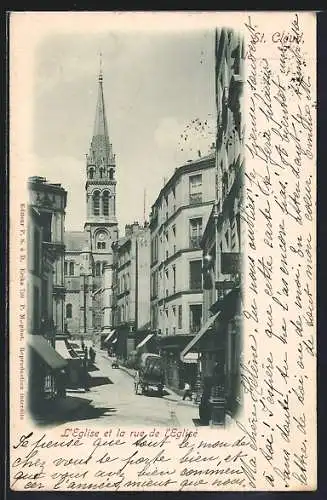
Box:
[181,286,242,425]
[159,335,196,393]
[28,335,67,416]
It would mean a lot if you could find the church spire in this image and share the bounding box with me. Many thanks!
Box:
[87,56,115,170]
[93,53,109,141]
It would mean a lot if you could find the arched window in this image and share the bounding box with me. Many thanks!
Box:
[95,262,101,276]
[93,191,100,216]
[109,168,114,180]
[99,168,104,179]
[69,262,74,276]
[102,261,108,273]
[66,303,72,319]
[64,262,68,275]
[103,191,109,216]
[89,168,94,179]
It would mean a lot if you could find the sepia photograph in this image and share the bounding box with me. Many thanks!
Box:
[26,26,244,429]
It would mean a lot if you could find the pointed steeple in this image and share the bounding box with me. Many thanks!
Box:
[87,56,115,170]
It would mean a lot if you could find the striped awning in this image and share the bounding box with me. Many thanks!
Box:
[136,334,154,350]
[55,340,74,359]
[180,312,221,362]
[104,330,116,343]
[182,352,198,364]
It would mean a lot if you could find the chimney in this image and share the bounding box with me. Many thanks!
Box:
[198,150,201,158]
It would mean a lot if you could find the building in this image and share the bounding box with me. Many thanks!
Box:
[109,222,151,358]
[149,153,216,392]
[27,177,68,414]
[64,67,119,341]
[181,28,245,424]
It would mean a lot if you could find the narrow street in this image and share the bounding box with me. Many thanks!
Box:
[46,349,199,429]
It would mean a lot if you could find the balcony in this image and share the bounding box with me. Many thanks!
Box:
[189,193,203,205]
[189,236,202,249]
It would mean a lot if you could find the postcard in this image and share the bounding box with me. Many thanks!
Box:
[9,11,316,491]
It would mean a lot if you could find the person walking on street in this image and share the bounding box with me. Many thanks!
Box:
[89,346,95,364]
[182,381,192,401]
[82,349,90,391]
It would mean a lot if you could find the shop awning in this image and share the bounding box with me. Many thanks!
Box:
[28,335,67,370]
[209,287,241,317]
[182,352,198,364]
[136,334,154,350]
[180,312,221,362]
[104,330,116,343]
[55,340,74,360]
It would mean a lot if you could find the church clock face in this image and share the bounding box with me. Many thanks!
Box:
[98,232,106,240]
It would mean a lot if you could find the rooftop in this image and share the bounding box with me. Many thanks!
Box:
[151,152,215,210]
[64,231,89,252]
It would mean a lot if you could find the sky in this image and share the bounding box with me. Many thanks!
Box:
[33,29,216,232]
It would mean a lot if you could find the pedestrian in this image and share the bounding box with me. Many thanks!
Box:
[82,349,90,391]
[182,381,192,401]
[134,369,140,394]
[89,346,95,364]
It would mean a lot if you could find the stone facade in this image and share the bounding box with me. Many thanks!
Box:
[182,28,245,421]
[111,223,151,358]
[149,154,216,391]
[27,176,67,338]
[27,177,68,412]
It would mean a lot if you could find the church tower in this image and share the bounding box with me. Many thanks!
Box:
[84,63,118,332]
[85,64,118,246]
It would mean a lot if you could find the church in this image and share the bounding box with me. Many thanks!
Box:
[64,67,119,338]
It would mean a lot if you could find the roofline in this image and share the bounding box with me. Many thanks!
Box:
[150,153,215,210]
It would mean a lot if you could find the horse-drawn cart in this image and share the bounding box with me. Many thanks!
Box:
[134,353,164,397]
